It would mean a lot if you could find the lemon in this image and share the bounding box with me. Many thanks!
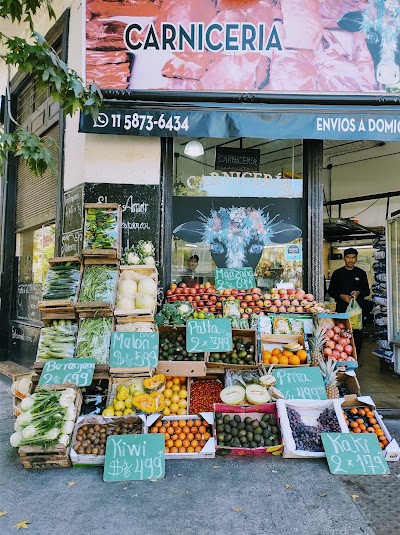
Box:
[102,406,115,417]
[170,394,180,404]
[124,408,134,415]
[177,408,187,415]
[124,396,133,408]
[166,380,173,389]
[170,403,179,414]
[178,390,187,399]
[178,399,187,409]
[114,411,124,416]
[171,385,180,393]
[163,407,171,416]
[117,384,128,392]
[114,400,126,412]
[164,399,171,407]
[117,389,129,401]
[163,388,173,399]
[132,390,142,397]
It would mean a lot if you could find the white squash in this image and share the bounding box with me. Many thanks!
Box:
[220,385,245,405]
[245,384,271,405]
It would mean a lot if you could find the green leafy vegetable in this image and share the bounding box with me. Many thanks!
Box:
[79,265,118,303]
[75,317,112,364]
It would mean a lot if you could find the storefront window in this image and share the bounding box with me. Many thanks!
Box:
[15,224,55,323]
[172,138,303,290]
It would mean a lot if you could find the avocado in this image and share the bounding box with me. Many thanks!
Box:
[254,427,263,435]
[234,414,241,423]
[225,433,232,443]
[246,431,253,441]
[237,422,245,430]
[223,415,231,424]
[217,424,224,433]
[262,413,271,422]
[244,417,252,425]
[231,438,241,447]
[254,434,262,443]
[239,435,247,445]
[250,441,258,448]
[251,420,259,429]
[263,428,271,439]
[217,433,225,443]
[215,412,223,420]
[230,420,238,428]
[271,426,279,435]
[260,421,267,430]
[231,428,238,437]
[238,429,247,437]
[269,417,277,426]
[224,424,231,433]
[245,424,253,433]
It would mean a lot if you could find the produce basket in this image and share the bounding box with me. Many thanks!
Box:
[260,334,309,367]
[38,257,82,314]
[82,203,122,259]
[206,329,258,372]
[18,385,82,469]
[70,414,144,466]
[76,258,119,313]
[114,266,158,317]
[213,402,283,457]
[188,376,224,414]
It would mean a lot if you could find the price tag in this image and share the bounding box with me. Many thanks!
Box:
[104,434,165,482]
[214,267,256,291]
[186,318,232,353]
[272,367,327,400]
[38,358,96,387]
[322,433,389,475]
[110,332,159,370]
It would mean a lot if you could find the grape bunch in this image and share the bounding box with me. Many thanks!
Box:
[287,407,341,452]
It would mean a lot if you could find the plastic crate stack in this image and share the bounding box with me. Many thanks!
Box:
[371,237,394,363]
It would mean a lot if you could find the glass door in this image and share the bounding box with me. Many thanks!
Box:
[387,216,400,343]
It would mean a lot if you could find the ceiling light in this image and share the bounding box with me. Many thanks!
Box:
[184,140,204,157]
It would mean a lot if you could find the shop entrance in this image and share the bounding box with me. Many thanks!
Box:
[322,140,400,408]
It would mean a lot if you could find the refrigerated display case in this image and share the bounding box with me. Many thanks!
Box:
[387,213,400,375]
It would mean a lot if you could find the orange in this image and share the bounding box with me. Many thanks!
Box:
[194,419,202,427]
[358,409,365,416]
[172,377,181,385]
[199,426,206,434]
[166,439,174,448]
[271,348,281,356]
[282,350,293,357]
[359,424,366,431]
[170,447,178,453]
[166,426,174,435]
[187,446,195,453]
[172,421,179,428]
[353,427,361,433]
[183,439,190,448]
[182,426,190,434]
[178,419,187,428]
[262,350,271,363]
[170,434,178,441]
[194,446,202,452]
[187,419,194,428]
[270,356,279,364]
[366,411,374,418]
[350,408,358,415]
[278,356,289,365]
[195,433,202,440]
[367,427,375,433]
[203,432,211,440]
[373,424,380,430]
[174,439,183,448]
[288,355,301,365]
[350,422,358,428]
[369,418,377,425]
[356,419,364,425]
[151,427,158,433]
[375,429,384,437]
[178,376,186,383]
[165,447,170,453]
[191,427,198,434]
[179,447,187,453]
[191,439,199,447]
[187,433,194,441]
[178,433,186,441]
[164,433,170,440]
[297,350,307,363]
[155,420,162,428]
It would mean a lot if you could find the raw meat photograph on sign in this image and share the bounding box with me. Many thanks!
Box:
[86,0,400,93]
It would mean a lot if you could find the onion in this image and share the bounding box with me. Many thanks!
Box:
[137,277,157,295]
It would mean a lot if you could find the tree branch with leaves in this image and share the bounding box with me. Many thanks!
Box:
[0,0,102,175]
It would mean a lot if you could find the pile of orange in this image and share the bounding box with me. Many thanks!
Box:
[343,407,389,449]
[150,418,212,454]
[261,347,307,366]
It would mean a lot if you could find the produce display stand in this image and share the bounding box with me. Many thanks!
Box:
[18,385,82,470]
[81,203,122,260]
[38,257,82,315]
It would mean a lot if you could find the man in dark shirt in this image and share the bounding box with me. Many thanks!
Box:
[328,248,370,360]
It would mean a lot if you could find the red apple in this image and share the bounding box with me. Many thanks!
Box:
[282,299,291,307]
[274,299,282,306]
[337,322,345,330]
[186,296,193,302]
[179,282,187,288]
[189,288,197,295]
[333,325,341,334]
[193,295,201,302]
[170,296,178,302]
[269,305,278,312]
[333,334,340,342]
[198,300,204,306]
[335,344,344,353]
[338,337,348,347]
[295,306,304,313]
[253,307,261,313]
[324,348,333,356]
[183,288,190,294]
[256,300,264,307]
[304,293,314,301]
[263,300,272,307]
[291,299,300,306]
[178,295,185,301]
[210,295,217,303]
[326,329,334,339]
[332,349,340,359]
[287,289,297,295]
[166,290,173,296]
[344,345,353,355]
[340,352,348,361]
[278,306,287,313]
[263,293,272,300]
[287,306,296,313]
[326,340,335,350]
[231,289,238,296]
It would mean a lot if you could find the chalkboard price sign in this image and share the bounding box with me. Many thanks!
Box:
[110,332,159,370]
[214,267,256,291]
[16,283,42,323]
[186,318,232,353]
[321,433,389,475]
[272,368,327,400]
[38,358,96,387]
[104,434,165,482]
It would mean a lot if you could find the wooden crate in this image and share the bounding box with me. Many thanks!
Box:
[12,372,34,417]
[82,203,122,259]
[260,334,309,368]
[0,360,31,381]
[206,329,258,372]
[39,257,82,313]
[34,317,78,367]
[18,385,82,469]
[76,258,119,313]
[114,266,158,317]
[75,316,114,366]
[157,325,207,377]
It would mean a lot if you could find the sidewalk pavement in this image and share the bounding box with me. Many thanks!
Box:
[1,377,399,535]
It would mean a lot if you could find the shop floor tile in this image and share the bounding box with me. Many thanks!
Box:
[339,469,400,535]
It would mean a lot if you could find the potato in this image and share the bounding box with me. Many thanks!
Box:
[77,447,85,454]
[81,425,88,432]
[91,447,99,455]
[115,426,121,434]
[94,425,100,432]
[100,438,107,445]
[106,429,113,436]
[73,444,80,452]
[93,438,100,445]
[98,448,105,455]
[100,433,106,440]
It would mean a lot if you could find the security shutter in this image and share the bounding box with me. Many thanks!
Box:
[15,123,59,231]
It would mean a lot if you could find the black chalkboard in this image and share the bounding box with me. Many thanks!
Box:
[61,230,83,257]
[63,185,84,234]
[16,283,42,323]
[84,183,160,257]
[10,321,41,368]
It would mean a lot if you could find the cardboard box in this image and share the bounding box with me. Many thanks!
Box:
[188,376,224,414]
[341,395,400,462]
[206,329,258,371]
[277,398,349,459]
[158,326,206,377]
[260,334,309,367]
[337,371,361,398]
[316,313,358,369]
[145,412,215,459]
[70,414,145,466]
[213,402,283,457]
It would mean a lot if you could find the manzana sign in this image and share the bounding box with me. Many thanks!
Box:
[86,0,400,94]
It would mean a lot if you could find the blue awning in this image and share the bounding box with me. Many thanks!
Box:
[80,103,400,141]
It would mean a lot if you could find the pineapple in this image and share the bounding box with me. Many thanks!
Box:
[308,324,326,366]
[319,358,340,399]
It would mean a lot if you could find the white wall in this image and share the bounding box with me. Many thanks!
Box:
[323,142,400,227]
